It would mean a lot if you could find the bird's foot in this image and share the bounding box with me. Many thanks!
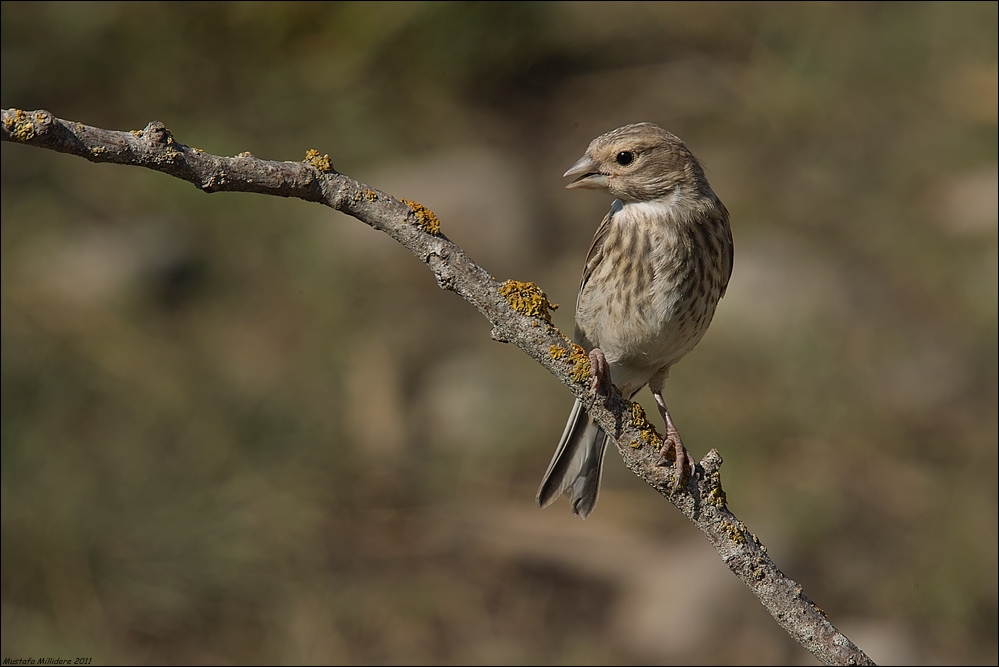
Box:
[653,391,694,492]
[662,420,695,492]
[588,347,611,394]
[585,347,612,413]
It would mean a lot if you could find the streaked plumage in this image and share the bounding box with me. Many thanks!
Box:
[538,123,733,518]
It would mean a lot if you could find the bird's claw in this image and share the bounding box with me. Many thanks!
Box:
[661,418,694,493]
[588,348,611,394]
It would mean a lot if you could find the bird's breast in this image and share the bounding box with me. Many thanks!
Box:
[574,199,728,393]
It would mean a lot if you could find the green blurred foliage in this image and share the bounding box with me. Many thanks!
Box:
[2,2,996,664]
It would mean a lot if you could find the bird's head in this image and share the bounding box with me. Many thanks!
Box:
[563,122,705,202]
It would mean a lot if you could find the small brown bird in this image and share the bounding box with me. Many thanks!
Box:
[537,123,733,518]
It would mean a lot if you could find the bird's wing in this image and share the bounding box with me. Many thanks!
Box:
[572,202,618,348]
[718,205,734,298]
[576,202,618,310]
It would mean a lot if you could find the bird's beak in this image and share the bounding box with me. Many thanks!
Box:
[563,154,607,190]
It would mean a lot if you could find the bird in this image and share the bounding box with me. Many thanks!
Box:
[537,122,733,519]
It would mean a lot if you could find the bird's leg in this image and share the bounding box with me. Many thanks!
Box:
[585,347,612,413]
[588,347,611,394]
[649,374,694,490]
[654,391,694,490]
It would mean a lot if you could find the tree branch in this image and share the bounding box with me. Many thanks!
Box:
[1,108,875,666]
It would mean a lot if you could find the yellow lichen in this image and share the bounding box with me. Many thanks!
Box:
[550,341,592,385]
[630,402,662,448]
[400,198,441,235]
[499,280,557,325]
[130,129,142,136]
[706,469,727,508]
[566,342,591,384]
[721,520,746,544]
[4,109,35,142]
[304,148,334,173]
[708,485,727,508]
[236,151,253,158]
[349,188,379,203]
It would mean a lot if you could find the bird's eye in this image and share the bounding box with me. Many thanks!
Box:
[615,151,635,166]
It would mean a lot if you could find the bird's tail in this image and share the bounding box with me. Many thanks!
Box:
[536,398,608,519]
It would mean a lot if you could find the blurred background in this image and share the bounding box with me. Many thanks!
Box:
[1,2,996,664]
